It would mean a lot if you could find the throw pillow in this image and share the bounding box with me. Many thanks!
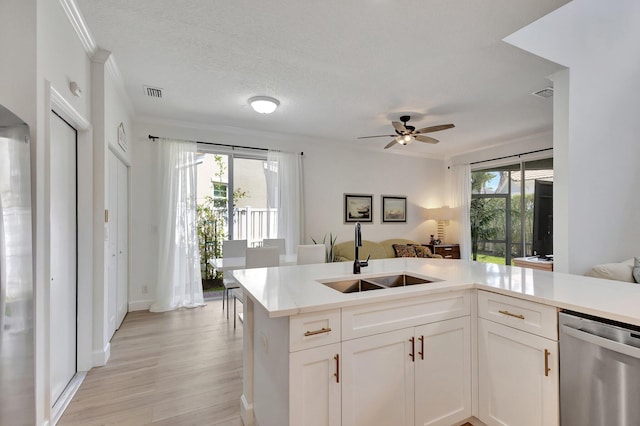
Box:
[634,257,640,283]
[392,244,416,258]
[414,245,434,258]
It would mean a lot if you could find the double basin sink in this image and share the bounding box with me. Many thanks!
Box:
[320,274,440,293]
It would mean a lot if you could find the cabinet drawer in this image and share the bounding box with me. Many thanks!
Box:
[434,245,460,259]
[342,291,471,340]
[478,290,557,340]
[290,309,341,352]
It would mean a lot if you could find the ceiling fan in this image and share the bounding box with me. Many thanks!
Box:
[358,115,455,149]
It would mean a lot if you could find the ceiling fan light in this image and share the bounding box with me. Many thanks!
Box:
[249,96,280,114]
[403,135,413,143]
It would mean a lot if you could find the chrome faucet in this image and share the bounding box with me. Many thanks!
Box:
[353,222,369,274]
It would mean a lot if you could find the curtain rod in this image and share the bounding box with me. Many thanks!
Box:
[469,148,552,166]
[148,134,303,156]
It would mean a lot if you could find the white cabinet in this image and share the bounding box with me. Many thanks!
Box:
[341,316,471,426]
[290,343,341,426]
[416,316,471,426]
[478,291,559,426]
[342,328,415,426]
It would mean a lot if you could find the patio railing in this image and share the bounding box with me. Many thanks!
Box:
[233,207,278,248]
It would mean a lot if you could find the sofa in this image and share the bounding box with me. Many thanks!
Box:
[585,258,640,283]
[333,238,443,261]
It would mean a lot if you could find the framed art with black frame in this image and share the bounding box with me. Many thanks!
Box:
[382,195,407,223]
[344,194,373,223]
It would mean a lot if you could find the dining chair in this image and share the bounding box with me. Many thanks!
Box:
[262,238,286,255]
[234,246,280,328]
[222,239,247,318]
[296,244,326,265]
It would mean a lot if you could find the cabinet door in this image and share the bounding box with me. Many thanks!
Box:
[478,319,559,426]
[290,343,341,426]
[342,328,415,426]
[415,316,471,426]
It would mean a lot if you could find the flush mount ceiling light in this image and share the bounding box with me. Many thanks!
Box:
[249,96,280,114]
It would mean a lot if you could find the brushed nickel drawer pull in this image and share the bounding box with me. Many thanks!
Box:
[304,327,331,337]
[444,247,452,251]
[498,309,525,320]
[544,349,550,376]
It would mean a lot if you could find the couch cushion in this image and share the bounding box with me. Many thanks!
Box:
[380,238,419,257]
[414,245,434,258]
[634,257,640,283]
[333,240,389,261]
[392,244,417,257]
[585,258,635,282]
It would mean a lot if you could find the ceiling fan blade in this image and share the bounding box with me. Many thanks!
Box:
[392,121,407,133]
[384,139,398,149]
[357,134,397,139]
[415,135,439,144]
[415,124,455,134]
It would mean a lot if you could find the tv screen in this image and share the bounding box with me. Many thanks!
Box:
[532,180,553,257]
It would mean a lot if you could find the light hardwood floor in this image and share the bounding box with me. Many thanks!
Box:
[59,299,243,426]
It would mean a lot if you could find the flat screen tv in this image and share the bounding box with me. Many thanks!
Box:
[531,180,553,257]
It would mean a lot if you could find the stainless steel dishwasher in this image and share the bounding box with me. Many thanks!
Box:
[560,311,640,425]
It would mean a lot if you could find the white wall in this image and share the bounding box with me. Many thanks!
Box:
[505,0,640,274]
[130,118,446,309]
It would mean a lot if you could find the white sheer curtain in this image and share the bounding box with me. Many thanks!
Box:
[265,151,304,255]
[451,164,472,260]
[150,138,205,312]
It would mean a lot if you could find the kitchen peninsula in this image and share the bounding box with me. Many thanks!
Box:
[231,258,640,426]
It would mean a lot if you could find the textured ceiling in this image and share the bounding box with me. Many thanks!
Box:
[75,0,568,158]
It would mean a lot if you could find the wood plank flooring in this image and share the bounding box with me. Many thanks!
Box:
[59,299,243,426]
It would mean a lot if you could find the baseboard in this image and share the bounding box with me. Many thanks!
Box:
[92,342,111,367]
[128,299,153,311]
[51,371,86,425]
[240,394,254,426]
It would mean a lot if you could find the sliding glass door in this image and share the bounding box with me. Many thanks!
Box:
[471,158,553,265]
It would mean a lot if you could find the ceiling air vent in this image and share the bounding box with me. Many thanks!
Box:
[532,87,554,99]
[143,85,163,98]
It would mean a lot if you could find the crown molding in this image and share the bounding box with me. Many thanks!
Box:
[59,0,96,56]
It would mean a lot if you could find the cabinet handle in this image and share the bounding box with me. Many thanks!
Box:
[498,310,525,320]
[418,335,424,360]
[444,247,452,251]
[334,354,340,383]
[544,349,550,377]
[409,337,415,362]
[304,327,331,336]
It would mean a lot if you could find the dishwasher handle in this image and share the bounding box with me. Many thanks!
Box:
[561,324,640,360]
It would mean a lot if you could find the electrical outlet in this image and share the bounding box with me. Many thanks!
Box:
[142,285,148,294]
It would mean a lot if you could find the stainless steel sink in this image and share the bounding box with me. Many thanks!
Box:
[365,274,436,288]
[321,279,385,293]
[320,274,439,293]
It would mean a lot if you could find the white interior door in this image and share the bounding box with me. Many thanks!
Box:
[107,153,118,338]
[50,111,77,405]
[108,151,129,335]
[115,156,128,328]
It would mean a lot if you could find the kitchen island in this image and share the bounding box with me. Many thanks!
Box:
[231,258,640,426]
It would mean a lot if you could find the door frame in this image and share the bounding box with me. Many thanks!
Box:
[48,85,93,375]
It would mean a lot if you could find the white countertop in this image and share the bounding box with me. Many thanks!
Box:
[230,258,640,326]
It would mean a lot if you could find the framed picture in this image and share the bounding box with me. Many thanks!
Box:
[117,122,127,152]
[344,194,373,223]
[382,195,407,223]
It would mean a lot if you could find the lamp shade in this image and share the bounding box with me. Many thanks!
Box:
[426,206,453,221]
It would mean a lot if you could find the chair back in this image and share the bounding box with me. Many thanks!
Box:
[223,239,247,258]
[296,244,326,265]
[262,238,286,255]
[245,246,280,269]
